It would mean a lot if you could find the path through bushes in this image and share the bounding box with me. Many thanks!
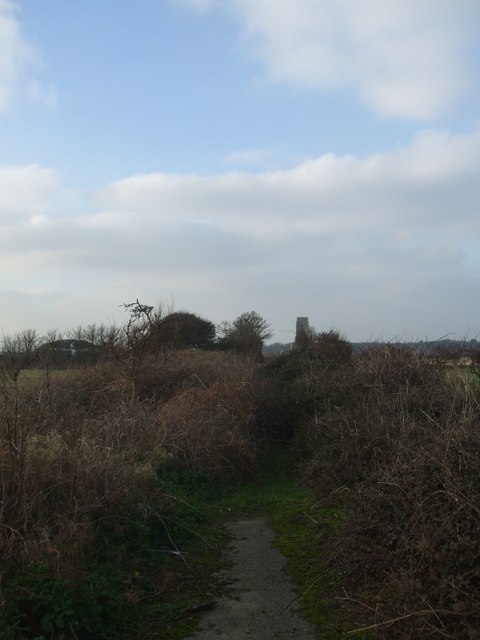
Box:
[2,336,480,639]
[186,515,316,640]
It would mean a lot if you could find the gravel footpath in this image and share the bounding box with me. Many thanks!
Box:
[186,516,316,639]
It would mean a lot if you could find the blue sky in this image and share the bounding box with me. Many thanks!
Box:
[1,0,480,341]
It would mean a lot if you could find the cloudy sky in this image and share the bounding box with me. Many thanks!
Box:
[1,0,479,342]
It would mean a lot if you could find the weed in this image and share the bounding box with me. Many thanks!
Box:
[288,344,480,638]
[0,346,260,639]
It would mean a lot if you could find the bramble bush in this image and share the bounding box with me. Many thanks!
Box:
[280,341,480,638]
[0,338,260,638]
[4,315,480,639]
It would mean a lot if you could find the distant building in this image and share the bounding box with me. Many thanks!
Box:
[37,339,100,366]
[295,317,310,349]
[296,317,310,337]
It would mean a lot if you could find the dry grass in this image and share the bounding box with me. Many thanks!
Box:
[6,329,479,638]
[0,349,259,572]
[298,346,480,638]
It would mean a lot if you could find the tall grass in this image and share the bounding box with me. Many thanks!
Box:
[288,344,480,638]
[0,346,260,637]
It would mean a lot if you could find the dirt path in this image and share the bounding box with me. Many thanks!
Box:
[186,515,316,639]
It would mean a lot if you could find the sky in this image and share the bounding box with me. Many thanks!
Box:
[1,0,480,343]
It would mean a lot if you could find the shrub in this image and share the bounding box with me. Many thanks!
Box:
[294,345,480,638]
[256,331,354,440]
[0,346,260,637]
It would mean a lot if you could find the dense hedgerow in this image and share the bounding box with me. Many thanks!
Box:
[283,342,480,638]
[0,349,260,638]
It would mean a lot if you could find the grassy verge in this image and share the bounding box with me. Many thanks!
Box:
[158,444,352,639]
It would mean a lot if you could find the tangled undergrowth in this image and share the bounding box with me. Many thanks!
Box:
[3,324,480,639]
[0,349,260,639]
[267,338,480,639]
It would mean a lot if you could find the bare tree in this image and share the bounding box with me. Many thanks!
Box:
[113,300,169,400]
[0,330,40,469]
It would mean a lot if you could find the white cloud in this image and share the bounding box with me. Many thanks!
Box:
[0,0,30,109]
[181,0,479,119]
[1,128,480,338]
[0,0,56,111]
[0,164,59,223]
[96,127,480,240]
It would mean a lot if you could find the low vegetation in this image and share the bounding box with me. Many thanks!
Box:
[268,334,480,638]
[0,307,263,638]
[1,309,479,639]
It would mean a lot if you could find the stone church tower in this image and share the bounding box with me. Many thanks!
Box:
[295,317,310,338]
[295,317,310,349]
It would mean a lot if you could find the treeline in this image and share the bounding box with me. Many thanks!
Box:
[0,303,273,370]
[265,337,480,360]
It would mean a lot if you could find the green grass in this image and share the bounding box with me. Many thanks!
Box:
[457,365,480,386]
[156,445,353,639]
